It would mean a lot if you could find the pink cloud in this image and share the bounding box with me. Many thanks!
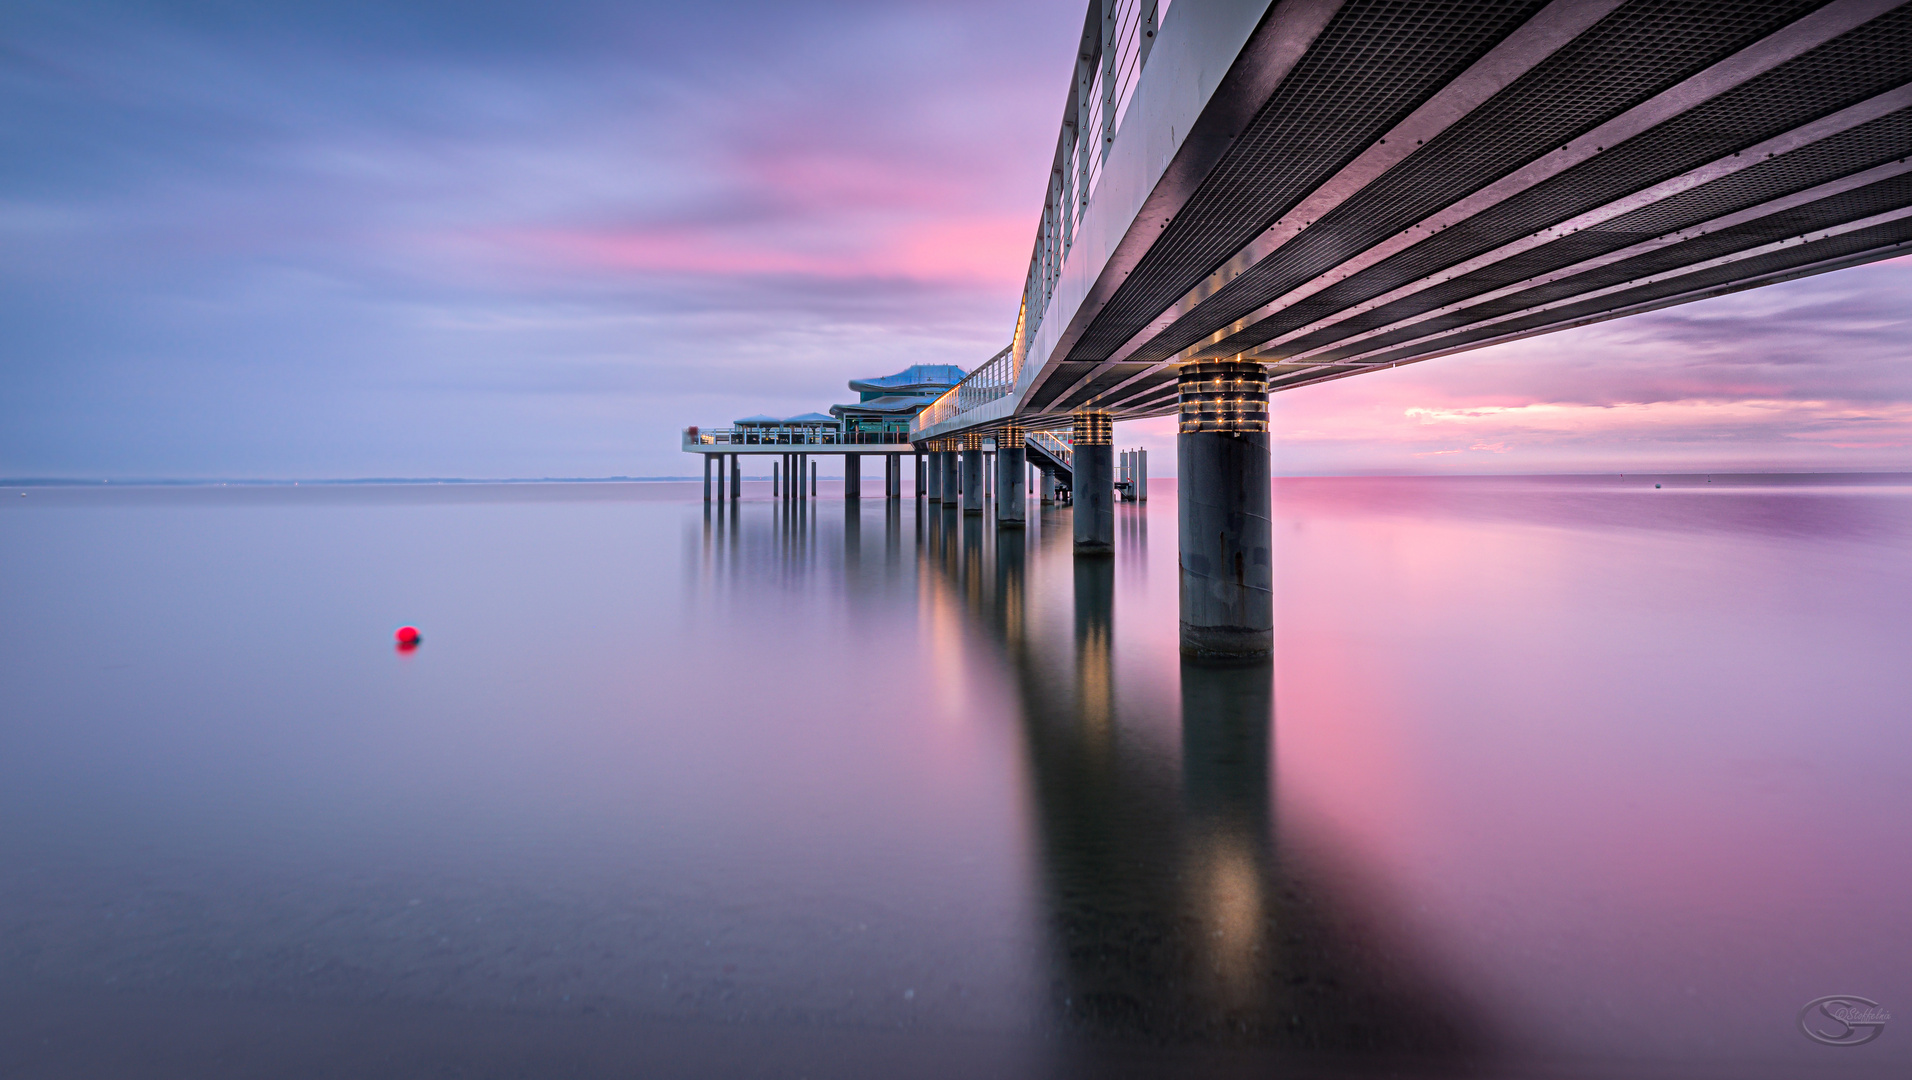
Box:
[461,212,1032,289]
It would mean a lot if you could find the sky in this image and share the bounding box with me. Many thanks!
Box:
[2,0,1908,481]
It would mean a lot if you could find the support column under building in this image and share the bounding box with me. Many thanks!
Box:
[1039,464,1056,505]
[941,447,961,510]
[925,447,943,501]
[730,454,740,499]
[703,455,712,502]
[1177,360,1272,659]
[1072,412,1113,554]
[845,453,862,499]
[960,434,985,515]
[995,426,1026,528]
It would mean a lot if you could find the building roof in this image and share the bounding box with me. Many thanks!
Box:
[846,364,966,396]
[830,394,939,418]
[732,411,839,426]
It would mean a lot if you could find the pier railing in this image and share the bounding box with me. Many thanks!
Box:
[684,427,913,448]
[915,0,1164,440]
[916,345,1015,432]
[1027,429,1073,469]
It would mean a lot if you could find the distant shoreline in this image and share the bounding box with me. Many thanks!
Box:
[7,471,1911,489]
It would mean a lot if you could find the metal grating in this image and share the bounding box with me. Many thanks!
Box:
[1026,362,1099,411]
[1098,369,1180,410]
[1200,3,1912,358]
[1058,0,1549,366]
[1272,107,1912,356]
[1345,214,1912,368]
[1305,174,1912,362]
[1120,0,1832,366]
[1056,363,1153,412]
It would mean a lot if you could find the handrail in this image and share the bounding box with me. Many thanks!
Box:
[1019,0,1163,362]
[915,345,1013,431]
[682,427,913,447]
[915,0,1166,439]
[1028,429,1073,469]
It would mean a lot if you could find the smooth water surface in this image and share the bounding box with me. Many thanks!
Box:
[2,475,1908,1078]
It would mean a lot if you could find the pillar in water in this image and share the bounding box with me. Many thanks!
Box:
[941,446,961,510]
[845,453,861,499]
[960,433,985,515]
[995,425,1026,528]
[1177,360,1271,659]
[730,454,740,499]
[1072,412,1113,553]
[703,455,712,502]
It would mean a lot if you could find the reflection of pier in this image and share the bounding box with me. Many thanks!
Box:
[989,562,1486,1065]
[816,495,1494,1071]
[696,491,1493,1071]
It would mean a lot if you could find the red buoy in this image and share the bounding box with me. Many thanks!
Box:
[395,626,422,649]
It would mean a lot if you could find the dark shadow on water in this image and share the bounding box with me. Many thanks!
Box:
[958,526,1493,1077]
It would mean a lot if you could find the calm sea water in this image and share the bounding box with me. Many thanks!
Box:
[2,475,1908,1078]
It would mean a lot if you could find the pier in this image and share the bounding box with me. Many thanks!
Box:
[691,0,1912,658]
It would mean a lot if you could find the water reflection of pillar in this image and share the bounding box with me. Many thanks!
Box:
[1073,556,1115,741]
[961,509,986,609]
[1118,500,1148,585]
[994,522,1026,653]
[937,499,960,584]
[884,498,902,581]
[1179,659,1274,1014]
[843,497,861,574]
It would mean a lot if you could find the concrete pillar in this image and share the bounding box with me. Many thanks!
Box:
[1072,412,1113,554]
[883,454,895,500]
[845,453,862,499]
[941,447,960,509]
[1177,360,1272,659]
[925,448,943,501]
[915,453,926,499]
[731,454,740,499]
[960,434,984,515]
[1039,464,1056,505]
[996,426,1026,528]
[774,456,783,499]
[810,459,817,498]
[703,455,712,502]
